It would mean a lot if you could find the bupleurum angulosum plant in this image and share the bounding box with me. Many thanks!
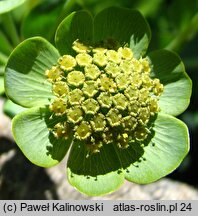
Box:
[5,7,192,196]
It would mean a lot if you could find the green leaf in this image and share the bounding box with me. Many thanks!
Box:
[125,113,189,184]
[3,99,27,118]
[5,37,59,108]
[0,0,27,14]
[12,106,72,167]
[148,49,192,116]
[67,141,125,196]
[93,7,151,58]
[55,11,93,55]
[0,76,4,95]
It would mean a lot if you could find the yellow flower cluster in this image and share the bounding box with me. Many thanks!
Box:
[45,39,164,154]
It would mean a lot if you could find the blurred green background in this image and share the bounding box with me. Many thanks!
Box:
[0,0,198,195]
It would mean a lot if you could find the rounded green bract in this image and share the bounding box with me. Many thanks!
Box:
[46,40,164,154]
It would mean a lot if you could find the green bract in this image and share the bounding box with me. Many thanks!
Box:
[5,7,192,196]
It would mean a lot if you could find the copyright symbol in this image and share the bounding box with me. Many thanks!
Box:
[3,203,16,213]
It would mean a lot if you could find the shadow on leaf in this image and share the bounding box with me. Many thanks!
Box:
[39,107,73,162]
[67,121,155,177]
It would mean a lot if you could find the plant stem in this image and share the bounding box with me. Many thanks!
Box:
[0,52,7,65]
[166,13,198,52]
[1,12,20,47]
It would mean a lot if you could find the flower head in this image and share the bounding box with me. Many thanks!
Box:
[5,7,191,196]
[46,40,163,154]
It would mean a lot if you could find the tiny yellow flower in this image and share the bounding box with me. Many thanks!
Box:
[52,81,69,97]
[138,107,150,125]
[105,62,121,78]
[93,52,108,67]
[149,98,159,115]
[112,93,128,110]
[134,127,150,141]
[75,121,92,140]
[82,81,98,97]
[128,100,140,115]
[120,60,133,74]
[91,113,106,132]
[115,73,129,90]
[49,98,67,115]
[132,58,143,73]
[118,47,133,60]
[84,64,101,80]
[140,57,151,73]
[68,89,84,105]
[67,70,85,87]
[58,55,76,71]
[97,92,112,108]
[76,53,92,66]
[124,86,139,100]
[122,116,137,131]
[82,98,100,115]
[98,74,117,93]
[53,122,70,139]
[107,108,122,127]
[117,132,129,149]
[153,78,164,96]
[45,66,63,82]
[67,106,83,123]
[106,49,121,64]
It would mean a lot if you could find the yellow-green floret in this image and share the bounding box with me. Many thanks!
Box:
[46,39,164,154]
